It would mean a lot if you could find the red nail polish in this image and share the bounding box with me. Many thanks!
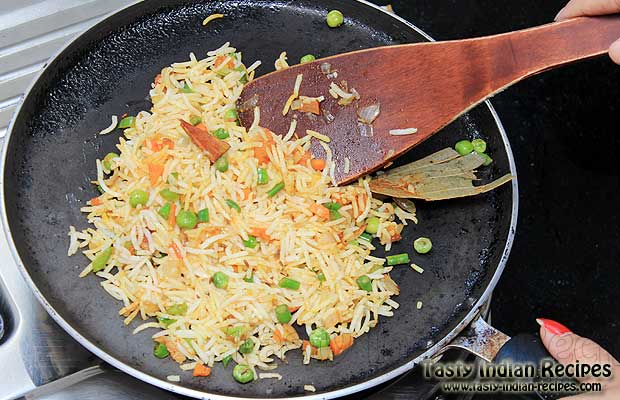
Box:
[536,318,572,336]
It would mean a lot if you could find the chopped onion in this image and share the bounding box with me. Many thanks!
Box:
[327,71,338,79]
[357,103,381,125]
[239,94,259,111]
[358,122,374,137]
[350,88,361,99]
[394,198,416,213]
[323,109,335,123]
[320,62,332,75]
[291,99,303,110]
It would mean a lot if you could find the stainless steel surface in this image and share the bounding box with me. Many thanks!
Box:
[438,316,511,363]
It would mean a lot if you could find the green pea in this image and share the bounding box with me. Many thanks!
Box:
[243,235,258,249]
[160,189,180,202]
[197,208,210,223]
[224,109,238,122]
[278,277,300,290]
[92,247,113,272]
[481,153,493,166]
[166,303,188,316]
[153,342,169,359]
[275,304,292,324]
[213,271,229,289]
[158,317,176,328]
[232,364,254,384]
[267,182,285,197]
[118,116,136,129]
[471,138,487,153]
[213,128,229,139]
[182,82,194,93]
[129,189,149,208]
[102,152,119,172]
[222,355,232,368]
[300,54,316,64]
[414,237,433,254]
[176,210,198,229]
[257,168,269,185]
[309,328,330,348]
[226,199,241,212]
[386,253,410,266]
[238,338,254,354]
[189,115,202,126]
[226,325,244,338]
[356,275,372,292]
[326,10,344,28]
[365,216,380,234]
[158,203,172,219]
[214,157,229,172]
[455,140,474,156]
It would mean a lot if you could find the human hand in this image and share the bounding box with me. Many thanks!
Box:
[538,318,620,399]
[555,0,620,63]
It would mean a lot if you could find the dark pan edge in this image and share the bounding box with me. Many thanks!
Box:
[0,0,519,399]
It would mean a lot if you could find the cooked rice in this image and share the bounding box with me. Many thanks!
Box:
[99,115,118,135]
[304,384,317,392]
[202,13,224,26]
[68,44,416,378]
[389,128,418,136]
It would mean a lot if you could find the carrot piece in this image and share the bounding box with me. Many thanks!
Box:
[154,74,162,85]
[179,120,230,163]
[299,100,320,115]
[250,227,271,241]
[329,333,354,357]
[193,364,212,377]
[310,158,326,171]
[168,203,177,226]
[170,242,183,260]
[214,55,235,69]
[296,150,311,166]
[148,162,165,186]
[273,328,285,344]
[149,139,163,152]
[310,203,330,220]
[90,197,103,206]
[161,138,175,150]
[302,340,318,356]
[253,146,270,164]
[243,187,252,200]
[288,305,300,313]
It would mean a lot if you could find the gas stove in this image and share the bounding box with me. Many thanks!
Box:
[0,219,483,399]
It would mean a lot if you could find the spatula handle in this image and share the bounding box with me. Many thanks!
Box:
[485,15,620,84]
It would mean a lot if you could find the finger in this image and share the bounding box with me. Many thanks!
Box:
[555,0,620,21]
[537,318,620,385]
[609,38,620,64]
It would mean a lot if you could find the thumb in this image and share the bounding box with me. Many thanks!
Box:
[537,318,620,385]
[609,38,620,64]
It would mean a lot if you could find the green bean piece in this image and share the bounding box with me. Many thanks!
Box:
[181,82,194,93]
[267,182,285,197]
[167,172,179,184]
[176,210,198,229]
[471,138,487,154]
[160,189,180,202]
[189,115,202,126]
[238,338,255,354]
[356,275,372,292]
[102,152,119,172]
[233,364,254,383]
[222,355,233,368]
[309,328,331,348]
[158,317,176,328]
[275,304,292,324]
[197,208,210,223]
[278,277,300,290]
[243,235,258,249]
[118,116,136,129]
[414,237,433,254]
[213,271,229,289]
[317,272,326,282]
[92,247,113,272]
[153,342,169,359]
[300,54,316,64]
[386,253,410,266]
[330,209,342,221]
[455,140,474,156]
[97,185,105,194]
[158,203,172,219]
[235,66,248,84]
[129,189,149,208]
[323,202,342,210]
[326,10,344,28]
[365,216,380,234]
[226,199,241,212]
[243,271,254,283]
[166,302,188,316]
[359,232,373,242]
[257,168,269,185]
[213,128,230,139]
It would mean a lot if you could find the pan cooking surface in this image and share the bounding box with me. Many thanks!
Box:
[3,0,515,398]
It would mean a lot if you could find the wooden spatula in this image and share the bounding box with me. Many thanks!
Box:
[237,16,620,185]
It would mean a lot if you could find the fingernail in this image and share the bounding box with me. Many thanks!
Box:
[554,7,567,21]
[536,318,572,336]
